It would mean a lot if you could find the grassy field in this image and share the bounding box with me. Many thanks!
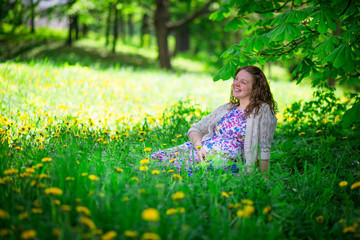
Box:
[0,29,360,240]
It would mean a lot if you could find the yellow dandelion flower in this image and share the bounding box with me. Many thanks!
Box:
[42,157,52,162]
[44,187,63,196]
[172,174,183,180]
[339,181,348,187]
[167,169,174,173]
[19,212,29,220]
[176,134,182,138]
[174,152,179,157]
[143,147,152,152]
[76,206,91,216]
[241,199,254,205]
[140,159,150,164]
[25,168,35,173]
[131,176,139,182]
[139,166,149,171]
[351,181,360,190]
[0,209,10,219]
[79,216,96,229]
[141,208,160,222]
[39,173,50,179]
[124,230,139,238]
[263,206,272,214]
[315,130,322,133]
[4,168,18,175]
[115,167,123,172]
[298,132,305,136]
[244,205,255,215]
[152,170,160,175]
[16,205,24,211]
[221,192,229,198]
[122,196,130,202]
[166,208,177,215]
[21,229,36,239]
[138,131,146,136]
[229,191,234,195]
[35,163,43,168]
[61,205,72,212]
[139,189,146,194]
[171,191,185,201]
[316,216,324,223]
[228,203,234,209]
[52,228,61,237]
[0,229,9,236]
[169,158,175,162]
[53,199,61,205]
[88,175,99,181]
[32,208,43,214]
[178,207,185,213]
[101,231,117,240]
[156,184,165,189]
[141,232,161,240]
[65,176,75,181]
[81,172,88,176]
[195,146,202,150]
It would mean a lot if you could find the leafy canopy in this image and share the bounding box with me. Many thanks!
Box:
[211,0,360,127]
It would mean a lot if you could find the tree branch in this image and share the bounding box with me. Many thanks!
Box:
[255,0,290,14]
[340,0,352,17]
[167,0,216,31]
[259,38,306,57]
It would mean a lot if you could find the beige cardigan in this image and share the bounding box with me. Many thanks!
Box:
[187,103,277,172]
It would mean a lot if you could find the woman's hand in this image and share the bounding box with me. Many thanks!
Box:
[196,147,207,162]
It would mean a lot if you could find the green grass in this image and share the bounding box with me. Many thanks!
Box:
[0,28,359,240]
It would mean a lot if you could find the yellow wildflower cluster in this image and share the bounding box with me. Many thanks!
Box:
[236,199,255,218]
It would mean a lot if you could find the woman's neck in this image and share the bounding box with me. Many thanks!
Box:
[236,98,250,110]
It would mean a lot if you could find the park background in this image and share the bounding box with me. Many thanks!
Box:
[0,0,359,239]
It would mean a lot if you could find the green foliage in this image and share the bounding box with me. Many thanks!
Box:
[211,0,360,87]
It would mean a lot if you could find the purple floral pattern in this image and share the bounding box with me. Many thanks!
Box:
[151,107,247,172]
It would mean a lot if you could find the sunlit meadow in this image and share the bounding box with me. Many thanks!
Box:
[0,54,359,240]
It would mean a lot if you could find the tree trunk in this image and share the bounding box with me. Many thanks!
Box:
[30,0,35,33]
[154,0,171,69]
[74,14,79,40]
[174,25,190,56]
[112,3,119,53]
[66,15,73,46]
[119,11,124,42]
[140,13,150,47]
[328,22,342,88]
[105,4,112,47]
[128,13,133,41]
[82,24,88,37]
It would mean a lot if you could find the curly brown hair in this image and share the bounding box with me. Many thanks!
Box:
[230,65,277,116]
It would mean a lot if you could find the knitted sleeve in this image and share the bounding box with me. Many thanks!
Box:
[187,104,227,137]
[258,104,277,160]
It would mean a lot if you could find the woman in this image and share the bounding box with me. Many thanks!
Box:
[151,65,277,175]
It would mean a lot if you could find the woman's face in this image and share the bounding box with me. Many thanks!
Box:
[232,70,254,100]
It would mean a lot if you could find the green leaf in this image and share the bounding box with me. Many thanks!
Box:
[318,13,327,34]
[255,36,265,51]
[342,45,354,72]
[225,18,242,31]
[269,23,301,42]
[323,44,346,68]
[213,61,237,82]
[342,101,360,128]
[245,36,256,52]
[315,37,336,59]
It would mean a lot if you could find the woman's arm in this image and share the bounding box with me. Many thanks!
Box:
[188,131,207,161]
[258,104,277,176]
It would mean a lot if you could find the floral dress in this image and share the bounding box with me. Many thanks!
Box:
[151,107,247,173]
